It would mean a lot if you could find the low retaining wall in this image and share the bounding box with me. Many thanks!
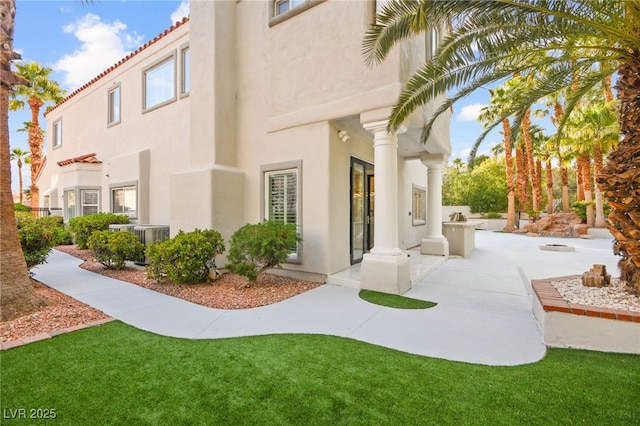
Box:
[531,277,640,354]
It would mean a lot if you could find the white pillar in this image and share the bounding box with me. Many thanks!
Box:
[421,153,449,256]
[359,119,410,295]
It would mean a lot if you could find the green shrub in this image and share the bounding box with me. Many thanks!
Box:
[570,201,592,223]
[483,212,503,219]
[15,212,55,270]
[14,203,30,212]
[68,213,130,249]
[570,201,611,223]
[38,216,73,245]
[146,229,225,284]
[88,230,144,270]
[227,221,301,282]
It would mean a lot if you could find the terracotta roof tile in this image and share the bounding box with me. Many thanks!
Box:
[57,153,101,167]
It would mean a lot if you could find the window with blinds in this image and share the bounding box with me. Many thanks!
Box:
[264,167,300,262]
[81,189,100,216]
[266,169,298,225]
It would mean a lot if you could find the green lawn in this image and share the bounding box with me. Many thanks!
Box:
[1,321,639,425]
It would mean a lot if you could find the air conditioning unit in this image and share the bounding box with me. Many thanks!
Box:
[109,224,137,233]
[133,225,170,265]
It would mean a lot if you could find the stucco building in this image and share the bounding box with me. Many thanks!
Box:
[38,0,451,294]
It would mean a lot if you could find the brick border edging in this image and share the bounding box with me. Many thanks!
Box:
[0,317,116,351]
[532,276,640,323]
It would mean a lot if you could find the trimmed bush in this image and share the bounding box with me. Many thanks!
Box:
[227,221,301,282]
[88,230,145,270]
[14,203,30,212]
[146,229,225,284]
[68,213,130,249]
[15,212,55,270]
[38,216,73,245]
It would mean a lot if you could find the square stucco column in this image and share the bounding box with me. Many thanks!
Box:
[421,153,449,256]
[359,118,410,295]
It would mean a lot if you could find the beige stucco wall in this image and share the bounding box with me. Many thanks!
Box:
[38,0,450,280]
[40,21,190,225]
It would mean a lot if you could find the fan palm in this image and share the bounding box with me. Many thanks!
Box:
[363,0,640,292]
[10,147,30,205]
[10,62,65,209]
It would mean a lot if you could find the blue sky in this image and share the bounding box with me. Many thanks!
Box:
[8,0,505,193]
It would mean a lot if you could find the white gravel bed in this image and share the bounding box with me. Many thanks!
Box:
[551,278,640,312]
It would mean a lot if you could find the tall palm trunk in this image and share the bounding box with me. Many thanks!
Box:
[515,143,530,212]
[593,143,607,228]
[16,156,23,204]
[560,166,570,212]
[522,108,540,213]
[580,152,595,227]
[598,56,640,294]
[0,0,44,321]
[502,119,517,231]
[27,98,43,208]
[546,159,553,214]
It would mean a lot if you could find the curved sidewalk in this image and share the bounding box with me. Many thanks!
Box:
[32,231,619,366]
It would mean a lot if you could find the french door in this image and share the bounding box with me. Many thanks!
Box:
[351,158,374,264]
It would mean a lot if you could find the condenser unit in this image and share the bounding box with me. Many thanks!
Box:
[133,225,170,265]
[108,224,137,233]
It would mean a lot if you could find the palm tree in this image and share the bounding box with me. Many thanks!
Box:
[363,0,640,292]
[9,147,29,205]
[9,62,65,209]
[0,0,43,321]
[478,85,517,231]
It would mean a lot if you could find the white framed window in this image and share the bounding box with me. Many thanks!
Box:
[412,185,426,226]
[143,54,176,111]
[81,189,100,216]
[53,119,62,148]
[275,0,305,16]
[262,161,302,263]
[180,45,190,96]
[64,189,75,220]
[64,187,100,219]
[108,85,121,125]
[111,185,137,218]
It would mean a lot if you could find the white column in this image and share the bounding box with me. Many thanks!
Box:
[366,121,403,255]
[421,153,449,256]
[359,119,410,295]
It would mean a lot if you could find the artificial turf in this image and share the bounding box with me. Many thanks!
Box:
[359,289,437,309]
[1,321,638,425]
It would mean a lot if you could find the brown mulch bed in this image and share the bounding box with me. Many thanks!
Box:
[0,280,111,344]
[1,245,322,345]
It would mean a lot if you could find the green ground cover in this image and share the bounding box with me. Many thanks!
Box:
[2,322,638,425]
[359,289,437,309]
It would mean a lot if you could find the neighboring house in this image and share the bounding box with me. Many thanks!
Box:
[38,0,451,294]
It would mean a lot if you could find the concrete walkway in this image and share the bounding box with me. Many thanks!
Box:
[32,230,619,366]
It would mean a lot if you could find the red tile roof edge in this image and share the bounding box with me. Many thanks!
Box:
[57,153,101,167]
[45,16,190,117]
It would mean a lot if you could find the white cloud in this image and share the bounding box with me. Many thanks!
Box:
[171,0,190,24]
[54,14,143,90]
[456,103,486,122]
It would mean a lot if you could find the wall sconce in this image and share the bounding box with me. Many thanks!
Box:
[338,130,350,143]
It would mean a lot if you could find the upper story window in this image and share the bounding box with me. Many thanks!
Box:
[108,85,121,125]
[143,54,176,112]
[180,45,190,96]
[52,119,62,149]
[430,28,439,58]
[275,0,305,16]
